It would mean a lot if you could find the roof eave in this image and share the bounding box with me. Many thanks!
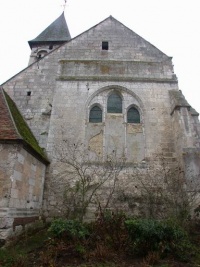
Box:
[0,139,50,165]
[22,140,50,165]
[28,39,70,49]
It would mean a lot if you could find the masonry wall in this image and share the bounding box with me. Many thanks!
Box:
[0,144,46,239]
[28,44,62,65]
[43,79,180,216]
[47,81,178,158]
[40,17,180,215]
[2,45,65,150]
[170,106,200,182]
[2,16,178,153]
[44,49,179,215]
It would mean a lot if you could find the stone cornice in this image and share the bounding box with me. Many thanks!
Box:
[56,76,178,83]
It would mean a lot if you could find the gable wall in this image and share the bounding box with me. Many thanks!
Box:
[42,17,180,215]
[61,17,170,62]
[46,16,178,160]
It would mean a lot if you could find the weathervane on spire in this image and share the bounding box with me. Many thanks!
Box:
[62,0,67,11]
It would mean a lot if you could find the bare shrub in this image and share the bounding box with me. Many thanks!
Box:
[49,139,126,221]
[127,157,200,221]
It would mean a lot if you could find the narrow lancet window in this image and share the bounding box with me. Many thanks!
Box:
[89,106,102,123]
[107,93,122,113]
[127,107,140,123]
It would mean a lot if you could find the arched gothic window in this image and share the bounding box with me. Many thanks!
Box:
[89,106,102,123]
[127,107,140,123]
[107,92,122,113]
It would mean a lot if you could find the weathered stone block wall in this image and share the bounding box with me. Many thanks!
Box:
[61,17,171,62]
[28,44,62,65]
[0,144,17,208]
[43,79,178,216]
[59,60,175,81]
[171,108,200,181]
[171,108,191,157]
[0,144,46,239]
[2,46,65,150]
[47,81,177,159]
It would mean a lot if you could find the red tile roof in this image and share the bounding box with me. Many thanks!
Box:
[0,88,20,140]
[0,87,49,164]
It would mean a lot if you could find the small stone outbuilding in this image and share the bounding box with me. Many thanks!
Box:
[0,88,49,239]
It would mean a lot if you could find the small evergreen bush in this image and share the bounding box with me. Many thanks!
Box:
[125,218,192,259]
[48,218,89,239]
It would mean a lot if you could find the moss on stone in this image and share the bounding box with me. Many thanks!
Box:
[4,91,48,162]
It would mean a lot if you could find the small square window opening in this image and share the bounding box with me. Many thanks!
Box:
[102,41,109,50]
[27,91,31,96]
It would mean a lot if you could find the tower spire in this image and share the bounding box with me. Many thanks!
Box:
[28,12,71,65]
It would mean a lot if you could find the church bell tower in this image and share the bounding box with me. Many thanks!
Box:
[28,12,71,65]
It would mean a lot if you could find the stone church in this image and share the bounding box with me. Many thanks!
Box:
[0,13,200,239]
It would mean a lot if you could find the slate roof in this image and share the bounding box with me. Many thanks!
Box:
[0,88,49,164]
[0,88,19,140]
[28,12,71,48]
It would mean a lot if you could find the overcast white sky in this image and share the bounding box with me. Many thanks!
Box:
[0,0,199,113]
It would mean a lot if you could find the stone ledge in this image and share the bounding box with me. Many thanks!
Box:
[56,76,178,83]
[0,208,40,217]
[0,208,42,240]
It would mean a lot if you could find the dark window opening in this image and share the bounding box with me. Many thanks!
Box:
[127,107,140,123]
[37,50,47,58]
[49,45,53,50]
[89,106,102,123]
[27,91,31,96]
[102,41,109,50]
[107,93,122,113]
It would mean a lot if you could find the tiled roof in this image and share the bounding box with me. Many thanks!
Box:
[0,88,49,164]
[0,88,20,140]
[28,12,71,47]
